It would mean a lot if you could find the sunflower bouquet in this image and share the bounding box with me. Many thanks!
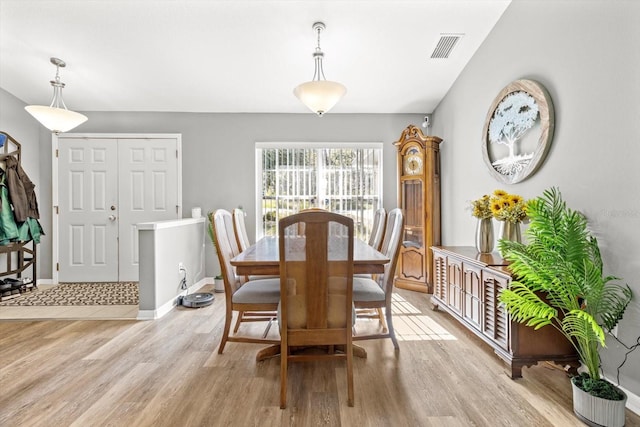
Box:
[489,189,528,223]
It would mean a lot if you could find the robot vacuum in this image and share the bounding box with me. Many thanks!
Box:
[181,292,215,308]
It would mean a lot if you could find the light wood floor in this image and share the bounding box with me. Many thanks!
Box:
[1,286,638,427]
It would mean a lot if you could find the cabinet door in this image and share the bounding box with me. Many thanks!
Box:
[482,269,511,351]
[445,257,463,315]
[463,264,482,330]
[398,178,426,283]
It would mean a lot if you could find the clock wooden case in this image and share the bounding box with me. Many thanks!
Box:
[394,125,442,293]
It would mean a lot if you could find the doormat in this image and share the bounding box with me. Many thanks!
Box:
[0,282,139,306]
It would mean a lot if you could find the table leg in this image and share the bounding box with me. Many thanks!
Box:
[256,344,281,362]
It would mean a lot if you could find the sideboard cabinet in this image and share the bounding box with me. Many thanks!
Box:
[431,246,578,378]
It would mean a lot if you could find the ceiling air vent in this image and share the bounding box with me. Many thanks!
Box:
[430,34,464,59]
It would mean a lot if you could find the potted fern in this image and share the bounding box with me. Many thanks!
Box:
[498,187,632,427]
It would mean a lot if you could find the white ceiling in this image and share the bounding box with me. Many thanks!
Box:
[0,0,510,115]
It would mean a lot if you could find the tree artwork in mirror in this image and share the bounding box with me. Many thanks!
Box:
[481,79,554,184]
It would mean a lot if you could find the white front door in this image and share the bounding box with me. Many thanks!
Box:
[58,138,119,282]
[57,135,180,283]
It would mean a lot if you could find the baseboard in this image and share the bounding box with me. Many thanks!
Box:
[604,375,640,415]
[137,278,209,320]
[36,278,55,286]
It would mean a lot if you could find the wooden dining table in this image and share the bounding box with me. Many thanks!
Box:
[230,236,390,361]
[231,236,389,276]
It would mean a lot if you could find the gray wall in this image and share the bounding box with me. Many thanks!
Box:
[0,98,420,282]
[432,0,640,396]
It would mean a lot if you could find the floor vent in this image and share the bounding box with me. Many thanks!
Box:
[430,34,464,59]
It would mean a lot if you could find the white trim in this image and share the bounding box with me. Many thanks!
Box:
[137,277,209,320]
[255,141,383,149]
[52,133,183,284]
[52,134,59,284]
[604,375,640,415]
[137,217,205,231]
[53,133,183,140]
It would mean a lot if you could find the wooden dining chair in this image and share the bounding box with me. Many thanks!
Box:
[212,209,280,354]
[278,211,355,408]
[353,208,404,349]
[368,208,386,251]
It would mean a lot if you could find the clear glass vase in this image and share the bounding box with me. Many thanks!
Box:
[475,218,494,253]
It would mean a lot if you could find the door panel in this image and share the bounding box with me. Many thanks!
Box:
[117,138,178,281]
[58,138,118,282]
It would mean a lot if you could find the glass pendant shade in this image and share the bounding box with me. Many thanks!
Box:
[25,105,88,134]
[293,80,347,116]
[294,22,346,116]
[25,57,87,134]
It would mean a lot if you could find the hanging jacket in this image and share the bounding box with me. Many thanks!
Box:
[4,155,40,222]
[0,168,19,245]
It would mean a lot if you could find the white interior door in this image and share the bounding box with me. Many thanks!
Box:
[57,135,180,283]
[58,138,119,282]
[118,138,178,281]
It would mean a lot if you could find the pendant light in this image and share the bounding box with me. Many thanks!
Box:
[293,22,346,116]
[25,57,88,134]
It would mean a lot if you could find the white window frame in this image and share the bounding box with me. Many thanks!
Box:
[255,142,383,240]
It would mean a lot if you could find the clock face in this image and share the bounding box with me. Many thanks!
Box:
[404,148,423,175]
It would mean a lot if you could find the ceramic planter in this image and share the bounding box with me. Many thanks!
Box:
[214,276,224,293]
[571,379,627,427]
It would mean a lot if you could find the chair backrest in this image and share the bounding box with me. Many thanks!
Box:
[368,208,386,250]
[378,208,404,298]
[232,208,251,252]
[213,209,243,296]
[279,211,354,345]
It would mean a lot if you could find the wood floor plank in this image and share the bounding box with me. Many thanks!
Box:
[0,286,639,427]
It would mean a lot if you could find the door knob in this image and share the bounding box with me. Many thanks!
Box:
[108,215,116,221]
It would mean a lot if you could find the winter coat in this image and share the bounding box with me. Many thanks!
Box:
[3,155,39,222]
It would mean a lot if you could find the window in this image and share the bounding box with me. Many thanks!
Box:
[256,142,383,240]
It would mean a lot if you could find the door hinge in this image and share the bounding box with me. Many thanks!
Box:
[56,263,59,271]
[54,206,59,214]
[176,149,178,158]
[176,205,179,214]
[56,149,59,158]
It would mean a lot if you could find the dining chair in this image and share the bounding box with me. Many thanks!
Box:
[355,207,386,328]
[368,208,386,251]
[232,208,278,324]
[353,207,404,349]
[232,208,251,253]
[212,209,280,354]
[278,210,355,408]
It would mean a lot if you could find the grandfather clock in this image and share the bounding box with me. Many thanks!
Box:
[394,125,442,293]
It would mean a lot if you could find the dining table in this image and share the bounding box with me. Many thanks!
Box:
[230,235,390,361]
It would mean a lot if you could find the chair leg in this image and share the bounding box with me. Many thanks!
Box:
[233,310,244,333]
[377,308,388,333]
[218,308,233,354]
[385,305,399,350]
[346,342,354,407]
[280,344,288,409]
